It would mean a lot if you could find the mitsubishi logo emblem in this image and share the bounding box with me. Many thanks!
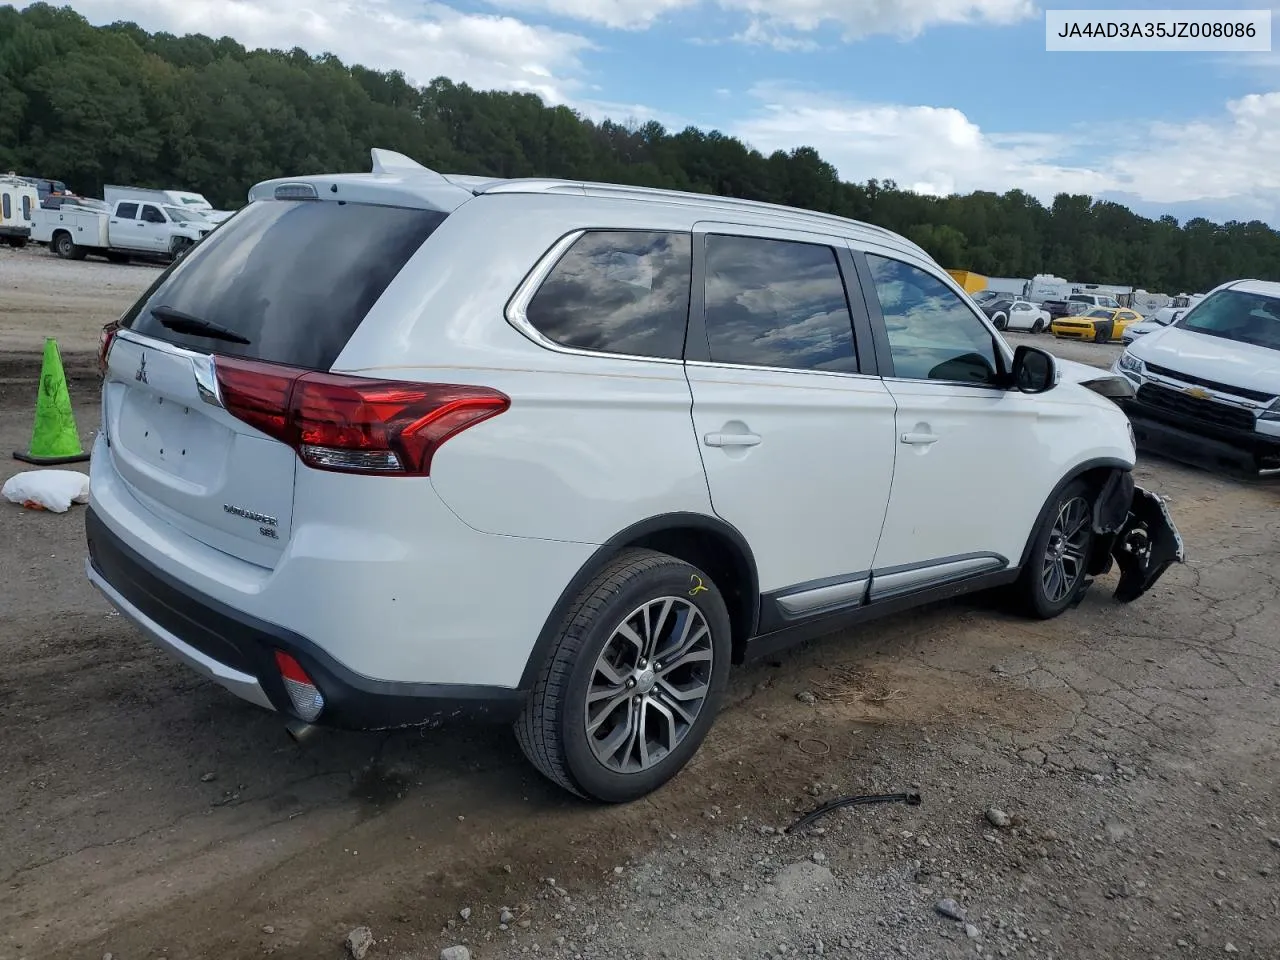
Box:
[135,353,148,384]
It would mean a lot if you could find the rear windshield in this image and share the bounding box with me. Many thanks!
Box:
[120,199,447,370]
[1176,288,1280,352]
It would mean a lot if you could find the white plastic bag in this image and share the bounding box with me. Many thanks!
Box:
[2,469,90,513]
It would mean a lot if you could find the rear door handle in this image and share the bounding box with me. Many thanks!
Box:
[704,432,761,448]
[901,432,940,445]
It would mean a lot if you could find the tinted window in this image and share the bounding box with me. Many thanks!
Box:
[116,202,138,219]
[1,194,9,219]
[702,234,857,372]
[21,195,32,219]
[866,254,1000,385]
[141,204,165,224]
[524,230,691,360]
[120,199,445,370]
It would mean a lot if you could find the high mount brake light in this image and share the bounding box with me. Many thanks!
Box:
[213,356,509,476]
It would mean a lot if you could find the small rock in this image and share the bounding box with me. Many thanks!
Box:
[345,927,374,960]
[1270,837,1280,850]
[200,772,216,782]
[262,925,275,935]
[759,825,776,836]
[985,808,1011,829]
[613,866,624,875]
[936,898,966,922]
[1104,822,1133,842]
[796,691,817,705]
[965,924,981,940]
[102,954,113,960]
[518,919,531,930]
[500,908,515,925]
[1214,869,1228,880]
[1224,945,1238,954]
[811,852,827,864]
[441,948,471,960]
[459,908,471,922]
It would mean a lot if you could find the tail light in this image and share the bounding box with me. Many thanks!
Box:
[99,321,119,375]
[213,356,509,476]
[274,650,324,722]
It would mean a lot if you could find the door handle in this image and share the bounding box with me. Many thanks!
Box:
[901,432,940,445]
[704,432,761,448]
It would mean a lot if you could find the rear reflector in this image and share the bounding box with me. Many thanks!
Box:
[213,357,510,476]
[274,650,325,722]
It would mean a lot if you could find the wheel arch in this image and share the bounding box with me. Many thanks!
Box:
[1016,457,1132,571]
[517,512,761,689]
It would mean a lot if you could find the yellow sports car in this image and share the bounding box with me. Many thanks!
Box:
[1051,307,1143,343]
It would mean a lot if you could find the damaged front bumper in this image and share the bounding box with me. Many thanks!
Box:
[1089,471,1186,602]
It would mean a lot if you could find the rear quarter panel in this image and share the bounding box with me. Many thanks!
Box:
[334,193,715,545]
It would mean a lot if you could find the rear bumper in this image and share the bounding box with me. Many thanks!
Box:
[0,225,31,239]
[85,506,529,729]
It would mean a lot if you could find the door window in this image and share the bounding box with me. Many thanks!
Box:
[865,254,1001,385]
[1,194,9,219]
[116,203,139,219]
[523,230,692,360]
[702,234,858,373]
[141,204,166,224]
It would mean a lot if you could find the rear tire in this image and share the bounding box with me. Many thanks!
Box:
[53,232,80,260]
[992,313,1007,331]
[1012,479,1096,620]
[516,548,732,803]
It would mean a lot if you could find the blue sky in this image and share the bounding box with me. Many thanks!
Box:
[41,1,1280,224]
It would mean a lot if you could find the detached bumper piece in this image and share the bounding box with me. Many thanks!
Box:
[1089,471,1185,602]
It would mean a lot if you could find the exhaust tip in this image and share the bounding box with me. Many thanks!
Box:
[286,718,319,744]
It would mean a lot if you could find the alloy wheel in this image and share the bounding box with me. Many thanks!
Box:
[584,597,714,774]
[1042,496,1091,604]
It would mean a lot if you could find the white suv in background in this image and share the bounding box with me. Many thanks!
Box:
[1113,279,1280,477]
[86,150,1183,803]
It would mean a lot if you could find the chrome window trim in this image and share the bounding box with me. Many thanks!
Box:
[503,228,684,367]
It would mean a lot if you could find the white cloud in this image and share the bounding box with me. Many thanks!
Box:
[483,0,1035,38]
[732,84,1280,223]
[48,0,594,102]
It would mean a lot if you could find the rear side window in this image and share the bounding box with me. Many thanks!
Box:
[1,194,9,219]
[702,234,858,373]
[523,230,692,359]
[22,195,32,219]
[120,199,446,370]
[116,202,138,219]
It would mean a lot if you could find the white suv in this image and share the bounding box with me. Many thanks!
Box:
[86,150,1183,802]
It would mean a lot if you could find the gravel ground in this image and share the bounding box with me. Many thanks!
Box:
[1,244,1276,960]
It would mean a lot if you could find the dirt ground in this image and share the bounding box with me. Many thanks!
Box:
[1,243,1278,960]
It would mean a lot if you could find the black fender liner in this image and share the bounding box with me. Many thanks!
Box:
[516,512,761,690]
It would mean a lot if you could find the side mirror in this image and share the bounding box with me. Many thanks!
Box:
[1010,345,1057,394]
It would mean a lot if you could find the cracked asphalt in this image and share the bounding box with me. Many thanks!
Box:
[1,247,1278,960]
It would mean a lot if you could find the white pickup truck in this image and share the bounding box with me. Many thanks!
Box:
[31,197,211,262]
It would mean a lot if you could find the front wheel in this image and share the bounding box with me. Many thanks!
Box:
[1012,479,1096,619]
[516,548,732,803]
[991,313,1008,331]
[1031,319,1045,333]
[170,237,194,260]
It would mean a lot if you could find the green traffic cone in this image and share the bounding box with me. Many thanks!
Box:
[13,337,91,465]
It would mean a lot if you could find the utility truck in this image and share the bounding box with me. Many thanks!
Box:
[31,196,212,262]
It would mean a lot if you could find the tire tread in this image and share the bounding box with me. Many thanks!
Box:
[514,548,679,798]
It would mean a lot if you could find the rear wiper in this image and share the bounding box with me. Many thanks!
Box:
[150,305,251,345]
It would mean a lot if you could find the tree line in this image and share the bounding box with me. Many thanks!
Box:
[2,2,1277,294]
